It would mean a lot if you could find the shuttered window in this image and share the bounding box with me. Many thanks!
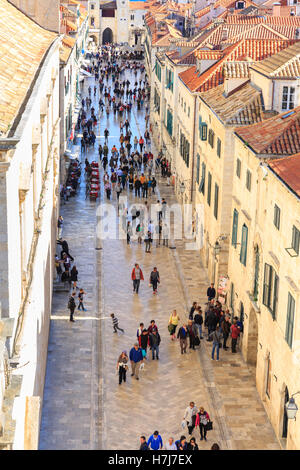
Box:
[214,183,219,219]
[232,209,238,247]
[240,224,248,266]
[285,293,295,348]
[263,264,279,320]
[207,172,212,206]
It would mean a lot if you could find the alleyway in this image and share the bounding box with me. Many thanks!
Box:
[39,54,280,450]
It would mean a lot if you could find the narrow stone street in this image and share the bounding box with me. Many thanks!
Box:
[39,57,280,450]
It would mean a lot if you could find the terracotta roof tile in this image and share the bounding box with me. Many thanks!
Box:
[250,41,300,78]
[268,153,300,197]
[235,107,300,155]
[180,39,295,93]
[0,0,57,135]
[200,82,264,125]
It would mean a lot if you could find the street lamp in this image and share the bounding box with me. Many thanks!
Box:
[286,392,300,420]
[180,181,185,194]
[214,241,221,257]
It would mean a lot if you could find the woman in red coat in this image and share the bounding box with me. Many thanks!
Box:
[131,263,144,294]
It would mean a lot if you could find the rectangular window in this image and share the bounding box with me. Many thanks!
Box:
[199,162,206,194]
[230,282,235,313]
[232,209,239,247]
[282,86,295,111]
[292,225,300,254]
[266,356,271,398]
[214,183,219,220]
[263,264,279,319]
[246,170,252,191]
[217,138,221,158]
[166,109,173,136]
[207,172,212,206]
[285,293,295,348]
[208,129,215,148]
[240,224,248,266]
[274,204,281,230]
[196,154,200,184]
[236,158,241,178]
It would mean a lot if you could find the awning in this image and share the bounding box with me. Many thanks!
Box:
[80,69,92,77]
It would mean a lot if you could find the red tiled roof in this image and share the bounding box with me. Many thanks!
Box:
[268,153,300,197]
[179,39,296,93]
[235,107,300,155]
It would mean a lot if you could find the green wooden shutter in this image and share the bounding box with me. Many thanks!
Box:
[231,209,238,247]
[196,154,200,184]
[214,183,219,219]
[285,293,295,347]
[240,224,248,266]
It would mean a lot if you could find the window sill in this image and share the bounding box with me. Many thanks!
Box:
[247,292,260,313]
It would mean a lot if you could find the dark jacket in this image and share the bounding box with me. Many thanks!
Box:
[149,332,161,347]
[187,443,199,451]
[140,332,149,350]
[140,441,149,450]
[207,312,218,329]
[194,313,203,325]
[70,268,78,282]
[177,327,188,339]
[222,320,231,335]
[207,287,216,299]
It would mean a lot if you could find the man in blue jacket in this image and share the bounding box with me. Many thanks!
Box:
[147,430,163,450]
[129,343,144,380]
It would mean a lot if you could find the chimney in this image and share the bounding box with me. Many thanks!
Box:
[272,2,281,16]
[221,27,228,42]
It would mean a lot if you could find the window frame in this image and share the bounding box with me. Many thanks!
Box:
[240,223,248,266]
[274,204,281,230]
[285,292,295,348]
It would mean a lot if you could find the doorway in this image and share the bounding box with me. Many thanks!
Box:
[102,28,113,44]
[282,386,289,439]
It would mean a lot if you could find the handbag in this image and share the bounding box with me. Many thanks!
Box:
[206,421,213,431]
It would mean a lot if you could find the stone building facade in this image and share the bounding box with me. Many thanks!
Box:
[0,0,60,449]
[227,115,300,449]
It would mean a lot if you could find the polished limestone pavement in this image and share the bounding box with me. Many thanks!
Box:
[39,59,280,450]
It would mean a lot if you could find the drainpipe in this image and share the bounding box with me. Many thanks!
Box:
[190,93,198,204]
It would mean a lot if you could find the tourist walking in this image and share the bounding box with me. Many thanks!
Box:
[149,267,160,294]
[139,436,149,450]
[147,431,163,450]
[168,310,180,340]
[78,288,86,311]
[231,317,241,353]
[70,265,78,290]
[195,407,211,441]
[117,351,128,385]
[187,319,198,350]
[187,437,199,451]
[129,343,144,380]
[177,324,188,354]
[183,402,198,435]
[210,326,222,361]
[164,437,177,450]
[207,283,216,301]
[221,314,231,350]
[131,263,144,294]
[194,307,204,339]
[149,329,161,360]
[111,313,124,333]
[68,292,76,322]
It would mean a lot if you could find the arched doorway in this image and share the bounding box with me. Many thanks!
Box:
[282,386,289,439]
[102,28,113,44]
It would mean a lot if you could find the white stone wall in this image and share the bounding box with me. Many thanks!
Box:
[0,37,60,449]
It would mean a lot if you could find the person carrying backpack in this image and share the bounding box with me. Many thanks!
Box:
[68,292,76,322]
[150,267,160,294]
